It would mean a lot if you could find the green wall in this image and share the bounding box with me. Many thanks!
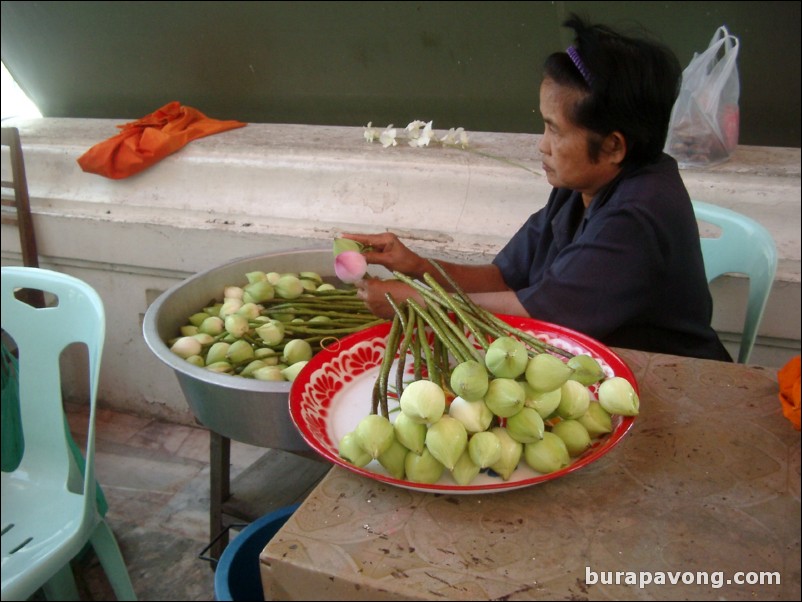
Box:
[2,1,800,147]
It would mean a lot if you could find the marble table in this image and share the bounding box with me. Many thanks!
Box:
[260,349,800,600]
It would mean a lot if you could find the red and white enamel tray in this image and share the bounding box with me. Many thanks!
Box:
[289,315,637,494]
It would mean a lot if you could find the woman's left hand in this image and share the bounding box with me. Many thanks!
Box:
[355,278,424,319]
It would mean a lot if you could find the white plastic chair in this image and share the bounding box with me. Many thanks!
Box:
[1,267,136,601]
[692,201,778,363]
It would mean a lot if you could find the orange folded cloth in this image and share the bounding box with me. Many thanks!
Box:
[778,355,800,431]
[77,101,246,179]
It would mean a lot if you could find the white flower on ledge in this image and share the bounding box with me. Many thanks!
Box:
[440,127,469,148]
[406,120,434,147]
[363,119,541,176]
[364,122,380,143]
[379,125,398,148]
[365,120,468,150]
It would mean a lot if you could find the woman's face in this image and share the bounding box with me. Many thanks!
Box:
[538,78,623,206]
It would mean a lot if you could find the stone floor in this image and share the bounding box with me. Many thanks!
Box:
[50,402,331,601]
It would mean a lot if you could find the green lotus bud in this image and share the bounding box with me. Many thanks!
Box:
[505,407,545,444]
[598,377,640,416]
[449,360,489,401]
[400,380,446,424]
[378,438,408,479]
[189,312,210,327]
[192,333,215,346]
[270,311,295,323]
[299,271,323,285]
[205,302,223,315]
[236,302,261,320]
[557,380,590,419]
[266,271,282,285]
[425,416,468,470]
[577,401,613,437]
[484,378,525,418]
[243,280,275,303]
[171,336,202,359]
[275,275,304,299]
[316,283,336,292]
[226,339,254,364]
[525,353,574,392]
[451,451,481,486]
[199,316,224,335]
[245,270,267,284]
[255,348,280,362]
[468,431,502,468]
[299,279,319,292]
[484,336,528,378]
[523,383,562,419]
[338,432,371,467]
[205,342,230,365]
[255,320,285,346]
[355,414,395,459]
[180,325,199,336]
[333,237,364,257]
[448,396,494,433]
[405,448,444,484]
[567,354,606,386]
[205,361,233,374]
[524,431,570,474]
[550,419,592,457]
[185,355,205,367]
[309,315,333,326]
[394,411,426,454]
[282,339,313,365]
[489,427,523,481]
[224,285,244,299]
[219,298,243,317]
[240,360,267,378]
[280,361,308,382]
[253,365,285,381]
[224,314,250,338]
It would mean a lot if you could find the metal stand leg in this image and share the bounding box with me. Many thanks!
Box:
[209,431,231,561]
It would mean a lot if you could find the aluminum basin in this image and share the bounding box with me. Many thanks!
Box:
[143,248,342,450]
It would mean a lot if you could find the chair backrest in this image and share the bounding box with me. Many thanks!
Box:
[0,267,105,516]
[2,127,44,307]
[692,200,777,363]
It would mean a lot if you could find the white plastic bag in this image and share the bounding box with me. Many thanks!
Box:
[665,26,740,167]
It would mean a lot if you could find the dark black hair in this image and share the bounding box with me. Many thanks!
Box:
[543,15,682,168]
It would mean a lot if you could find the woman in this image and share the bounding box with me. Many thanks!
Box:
[345,16,731,362]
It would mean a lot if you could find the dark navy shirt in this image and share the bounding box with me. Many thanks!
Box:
[493,154,731,361]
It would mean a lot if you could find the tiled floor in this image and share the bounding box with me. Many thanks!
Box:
[56,402,330,601]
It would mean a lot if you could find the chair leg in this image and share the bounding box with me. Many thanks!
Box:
[89,520,138,601]
[41,563,81,601]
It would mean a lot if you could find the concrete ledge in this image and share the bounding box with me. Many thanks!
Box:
[2,118,800,424]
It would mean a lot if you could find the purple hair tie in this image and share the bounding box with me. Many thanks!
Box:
[567,46,593,86]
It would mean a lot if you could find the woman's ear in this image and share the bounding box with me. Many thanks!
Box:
[604,131,627,165]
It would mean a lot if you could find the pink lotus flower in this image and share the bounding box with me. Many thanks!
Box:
[334,250,367,283]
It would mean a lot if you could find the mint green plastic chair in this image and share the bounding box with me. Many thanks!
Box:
[692,201,778,364]
[1,267,137,601]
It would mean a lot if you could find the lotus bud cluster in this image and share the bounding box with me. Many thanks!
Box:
[334,259,638,487]
[166,261,384,381]
[338,339,638,486]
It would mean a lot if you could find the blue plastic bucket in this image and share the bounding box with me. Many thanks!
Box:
[214,504,300,601]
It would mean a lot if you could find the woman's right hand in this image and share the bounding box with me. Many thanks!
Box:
[341,232,428,277]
